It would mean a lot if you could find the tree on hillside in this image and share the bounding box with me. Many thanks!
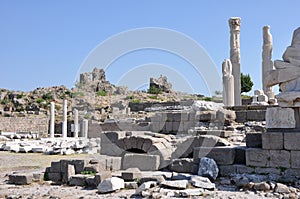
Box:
[241,73,253,93]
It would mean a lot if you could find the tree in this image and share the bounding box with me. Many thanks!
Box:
[241,73,253,93]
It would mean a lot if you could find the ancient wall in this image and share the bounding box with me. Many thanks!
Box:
[0,116,49,136]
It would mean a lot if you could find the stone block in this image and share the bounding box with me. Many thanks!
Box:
[234,146,246,164]
[165,122,173,132]
[247,110,266,121]
[122,153,160,171]
[193,146,235,165]
[235,111,247,123]
[9,173,33,185]
[47,172,62,182]
[218,165,236,177]
[121,168,142,181]
[50,161,61,173]
[262,132,283,150]
[291,151,300,168]
[69,174,87,186]
[246,132,262,148]
[168,158,194,173]
[150,122,164,132]
[100,143,123,156]
[266,107,296,129]
[255,167,281,175]
[234,164,255,174]
[124,181,138,189]
[106,157,122,171]
[246,148,270,167]
[94,171,112,185]
[60,159,85,174]
[284,132,300,150]
[269,150,290,168]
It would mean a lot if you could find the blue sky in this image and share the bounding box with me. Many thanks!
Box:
[1,1,299,96]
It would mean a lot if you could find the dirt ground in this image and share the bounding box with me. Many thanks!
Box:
[0,151,277,199]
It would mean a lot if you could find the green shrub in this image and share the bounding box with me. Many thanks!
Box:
[203,97,212,101]
[127,95,134,100]
[36,98,44,104]
[241,73,254,93]
[71,92,85,98]
[1,99,9,105]
[148,95,158,100]
[148,86,162,94]
[96,91,107,96]
[81,171,96,175]
[43,92,53,101]
[130,99,141,103]
[16,93,24,99]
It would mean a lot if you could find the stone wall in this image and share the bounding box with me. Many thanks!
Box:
[0,116,49,136]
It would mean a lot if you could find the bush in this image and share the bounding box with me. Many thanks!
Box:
[96,91,107,96]
[16,93,24,99]
[148,86,162,94]
[241,73,254,93]
[130,99,141,103]
[127,95,134,100]
[1,99,9,105]
[148,95,158,100]
[203,97,212,101]
[71,92,85,98]
[36,98,44,104]
[43,92,53,101]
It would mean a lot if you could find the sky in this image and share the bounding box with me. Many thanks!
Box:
[1,0,300,96]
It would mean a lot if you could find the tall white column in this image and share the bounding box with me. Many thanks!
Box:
[229,17,242,106]
[62,99,68,138]
[82,119,88,138]
[262,25,274,99]
[222,59,235,106]
[50,102,55,138]
[73,109,79,138]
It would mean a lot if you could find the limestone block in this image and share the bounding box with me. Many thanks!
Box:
[269,150,290,168]
[69,174,87,186]
[124,181,138,189]
[50,161,61,173]
[193,146,235,165]
[276,92,300,107]
[235,111,247,123]
[94,171,112,185]
[106,157,122,171]
[235,164,255,174]
[266,107,296,128]
[168,158,195,173]
[246,132,262,148]
[121,168,142,181]
[160,180,188,189]
[255,167,281,175]
[262,132,283,150]
[254,90,264,95]
[284,132,300,150]
[60,159,85,174]
[47,172,62,182]
[291,151,300,168]
[9,173,33,185]
[247,110,266,121]
[234,146,246,164]
[150,122,164,132]
[190,175,215,190]
[246,148,270,167]
[258,94,268,102]
[122,153,160,171]
[218,165,236,177]
[165,122,173,132]
[100,143,123,156]
[98,177,125,193]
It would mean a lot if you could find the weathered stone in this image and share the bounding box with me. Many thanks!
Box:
[255,167,281,175]
[275,183,290,194]
[253,182,271,192]
[246,148,270,167]
[69,174,87,186]
[269,150,290,168]
[94,171,112,185]
[66,164,75,183]
[266,107,296,128]
[124,181,138,189]
[168,158,195,173]
[198,157,219,181]
[262,132,283,150]
[106,156,122,171]
[97,177,125,193]
[121,168,142,181]
[290,151,300,168]
[193,146,236,165]
[247,110,266,121]
[135,181,157,195]
[139,175,165,184]
[284,132,300,150]
[122,153,160,171]
[246,132,262,148]
[149,75,172,93]
[177,188,204,197]
[234,146,246,164]
[160,180,188,189]
[9,173,32,185]
[190,175,215,190]
[218,165,236,177]
[47,172,62,182]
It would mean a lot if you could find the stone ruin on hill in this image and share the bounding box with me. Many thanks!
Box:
[150,75,173,93]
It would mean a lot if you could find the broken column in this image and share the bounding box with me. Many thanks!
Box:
[222,59,234,106]
[82,119,88,138]
[50,102,55,138]
[73,109,79,138]
[62,100,68,138]
[262,26,275,100]
[229,17,242,106]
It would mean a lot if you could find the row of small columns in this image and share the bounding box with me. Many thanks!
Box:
[49,100,88,138]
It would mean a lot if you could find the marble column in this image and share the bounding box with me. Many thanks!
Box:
[73,109,78,138]
[229,17,242,106]
[50,102,55,138]
[222,59,235,106]
[62,99,68,138]
[262,25,274,99]
[82,119,88,138]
